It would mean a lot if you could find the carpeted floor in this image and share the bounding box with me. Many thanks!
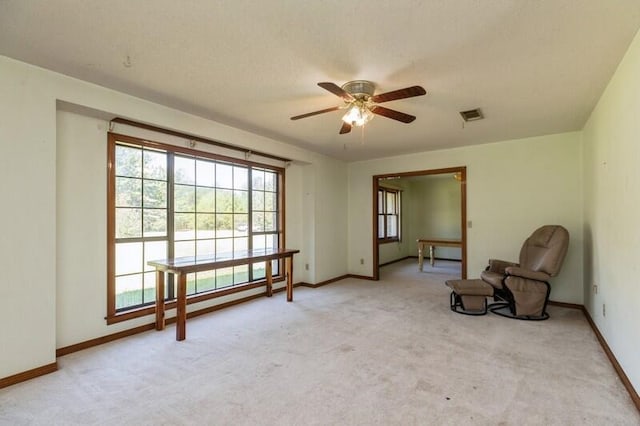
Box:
[1,259,638,425]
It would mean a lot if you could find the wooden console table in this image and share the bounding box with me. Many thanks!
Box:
[417,238,461,271]
[149,248,299,341]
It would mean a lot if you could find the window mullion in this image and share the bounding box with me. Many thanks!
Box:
[247,166,254,282]
[167,152,175,300]
[383,191,388,239]
[115,235,167,244]
[379,191,384,239]
[396,192,401,240]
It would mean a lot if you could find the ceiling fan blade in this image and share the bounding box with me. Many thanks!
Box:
[290,106,341,120]
[370,86,426,103]
[371,106,416,123]
[339,122,352,134]
[318,82,354,101]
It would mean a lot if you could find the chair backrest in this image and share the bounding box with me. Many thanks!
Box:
[519,225,569,276]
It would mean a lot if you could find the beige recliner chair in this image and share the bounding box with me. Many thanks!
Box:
[481,225,569,320]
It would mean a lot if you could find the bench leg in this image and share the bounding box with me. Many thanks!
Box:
[176,273,187,341]
[265,261,273,297]
[155,271,165,331]
[286,256,293,302]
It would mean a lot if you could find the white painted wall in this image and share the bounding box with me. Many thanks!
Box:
[56,111,109,347]
[401,181,420,260]
[300,164,316,283]
[582,29,640,392]
[412,177,462,260]
[348,132,584,305]
[311,158,349,283]
[0,58,57,378]
[1,55,348,378]
[282,162,307,282]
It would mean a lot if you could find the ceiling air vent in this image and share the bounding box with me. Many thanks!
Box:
[459,108,483,122]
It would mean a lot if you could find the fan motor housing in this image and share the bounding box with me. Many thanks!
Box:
[342,80,376,99]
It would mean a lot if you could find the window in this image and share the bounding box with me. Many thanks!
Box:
[112,142,168,311]
[378,188,401,242]
[107,134,283,321]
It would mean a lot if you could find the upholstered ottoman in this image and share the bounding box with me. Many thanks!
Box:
[445,279,494,315]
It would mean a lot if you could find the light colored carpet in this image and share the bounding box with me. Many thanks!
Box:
[1,259,638,425]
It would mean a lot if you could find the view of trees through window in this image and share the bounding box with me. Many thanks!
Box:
[110,136,281,313]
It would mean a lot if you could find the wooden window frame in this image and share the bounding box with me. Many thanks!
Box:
[378,188,401,243]
[107,133,285,324]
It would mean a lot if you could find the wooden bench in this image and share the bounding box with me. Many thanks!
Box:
[149,248,300,341]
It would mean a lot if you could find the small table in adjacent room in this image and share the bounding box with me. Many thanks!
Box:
[148,248,300,341]
[417,238,462,271]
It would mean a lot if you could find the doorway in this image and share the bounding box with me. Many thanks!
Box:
[372,166,467,280]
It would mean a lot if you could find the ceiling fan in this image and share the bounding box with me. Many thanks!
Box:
[290,80,426,134]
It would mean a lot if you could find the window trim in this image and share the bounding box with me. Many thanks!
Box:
[106,132,286,324]
[377,187,401,244]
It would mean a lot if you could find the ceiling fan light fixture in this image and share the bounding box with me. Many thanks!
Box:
[341,80,376,99]
[342,104,373,127]
[291,80,426,133]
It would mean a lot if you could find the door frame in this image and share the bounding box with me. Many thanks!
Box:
[372,166,467,280]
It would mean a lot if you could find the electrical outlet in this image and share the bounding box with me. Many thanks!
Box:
[360,258,364,265]
[593,283,598,294]
[602,303,606,317]
[305,263,309,271]
[468,220,473,228]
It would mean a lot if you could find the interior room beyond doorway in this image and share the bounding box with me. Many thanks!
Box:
[373,167,467,280]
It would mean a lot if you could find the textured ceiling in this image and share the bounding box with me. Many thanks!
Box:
[1,1,640,161]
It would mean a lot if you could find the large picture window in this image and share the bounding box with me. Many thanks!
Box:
[378,188,401,242]
[107,133,283,322]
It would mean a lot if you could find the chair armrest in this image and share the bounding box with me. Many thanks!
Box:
[505,266,551,282]
[486,259,518,274]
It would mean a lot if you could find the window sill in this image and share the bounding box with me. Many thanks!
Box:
[378,238,400,245]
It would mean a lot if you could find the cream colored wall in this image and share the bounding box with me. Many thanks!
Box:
[311,158,349,283]
[412,177,462,260]
[56,111,109,346]
[378,242,404,265]
[1,55,348,378]
[300,164,316,282]
[348,132,583,305]
[283,162,306,281]
[582,29,640,392]
[401,182,420,260]
[0,57,57,378]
